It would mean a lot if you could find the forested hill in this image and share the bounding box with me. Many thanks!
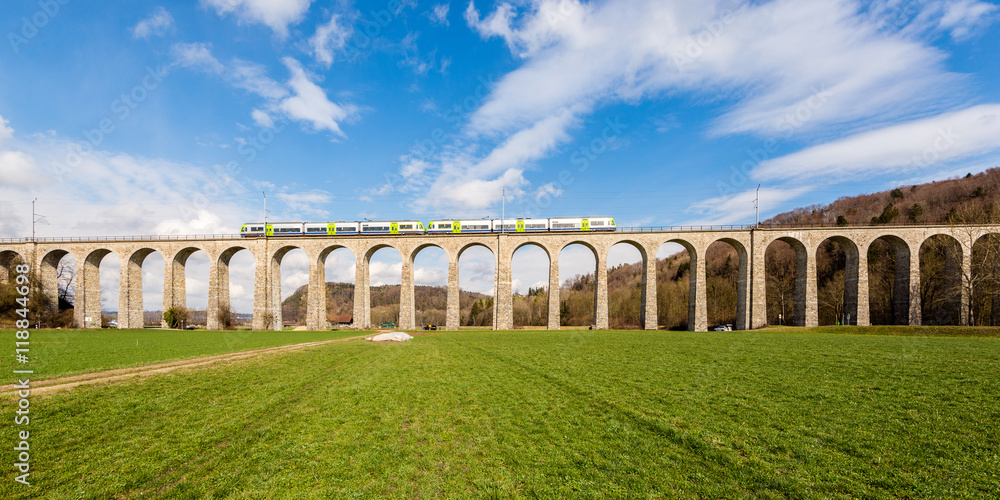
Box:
[765,168,1000,226]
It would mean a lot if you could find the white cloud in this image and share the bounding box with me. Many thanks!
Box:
[938,0,998,40]
[251,108,274,128]
[171,45,357,137]
[0,150,44,186]
[0,115,13,143]
[171,42,287,100]
[310,13,352,67]
[275,189,332,215]
[430,4,450,25]
[202,0,314,37]
[686,186,813,226]
[132,6,175,39]
[533,182,563,203]
[276,57,358,137]
[753,104,1000,183]
[387,0,979,215]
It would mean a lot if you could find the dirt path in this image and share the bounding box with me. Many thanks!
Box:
[4,335,368,396]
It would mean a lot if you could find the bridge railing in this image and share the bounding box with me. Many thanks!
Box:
[616,225,751,232]
[0,234,243,243]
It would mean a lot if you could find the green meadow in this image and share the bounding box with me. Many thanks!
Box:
[4,328,364,380]
[3,329,1000,498]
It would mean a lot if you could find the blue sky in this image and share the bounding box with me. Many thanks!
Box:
[2,0,1000,311]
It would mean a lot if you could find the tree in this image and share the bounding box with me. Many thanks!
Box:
[890,188,904,200]
[907,203,923,223]
[818,270,846,324]
[836,215,849,226]
[163,307,189,329]
[871,204,900,225]
[766,244,797,325]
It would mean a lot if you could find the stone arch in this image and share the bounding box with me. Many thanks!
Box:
[361,243,404,329]
[79,248,117,329]
[119,247,164,329]
[163,246,208,323]
[653,238,698,330]
[0,250,25,283]
[316,244,357,330]
[1,250,28,327]
[707,237,749,330]
[866,235,914,325]
[267,245,307,330]
[455,242,498,329]
[510,242,552,329]
[605,239,648,330]
[764,236,808,327]
[919,233,963,325]
[405,242,449,329]
[556,240,602,328]
[210,246,253,330]
[813,236,860,326]
[40,249,72,319]
[970,232,1000,326]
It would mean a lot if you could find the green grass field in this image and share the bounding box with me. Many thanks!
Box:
[3,328,366,380]
[3,329,999,498]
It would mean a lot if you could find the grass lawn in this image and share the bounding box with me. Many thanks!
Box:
[3,328,367,380]
[3,329,999,498]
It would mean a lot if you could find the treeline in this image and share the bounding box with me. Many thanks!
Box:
[764,169,1000,326]
[282,282,493,327]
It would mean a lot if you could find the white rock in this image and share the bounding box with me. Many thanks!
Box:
[368,331,414,342]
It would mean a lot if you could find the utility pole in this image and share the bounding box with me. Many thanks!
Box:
[754,184,760,227]
[32,198,48,242]
[501,189,505,233]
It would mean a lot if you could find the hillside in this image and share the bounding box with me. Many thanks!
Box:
[765,168,1000,226]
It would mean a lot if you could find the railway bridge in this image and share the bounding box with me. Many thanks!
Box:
[2,224,998,331]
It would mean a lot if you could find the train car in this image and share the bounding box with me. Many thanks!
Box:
[268,222,304,236]
[302,222,361,235]
[548,217,617,232]
[359,221,425,234]
[240,223,267,237]
[588,217,617,231]
[427,219,493,233]
[490,218,550,232]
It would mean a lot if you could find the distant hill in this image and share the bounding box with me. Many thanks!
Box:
[282,282,493,327]
[765,168,1000,226]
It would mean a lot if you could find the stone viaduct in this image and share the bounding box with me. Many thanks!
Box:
[1,224,998,331]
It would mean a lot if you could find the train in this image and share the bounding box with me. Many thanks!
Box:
[239,217,616,237]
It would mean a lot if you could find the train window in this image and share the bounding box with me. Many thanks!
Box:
[401,224,412,229]
[440,223,451,228]
[592,221,603,226]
